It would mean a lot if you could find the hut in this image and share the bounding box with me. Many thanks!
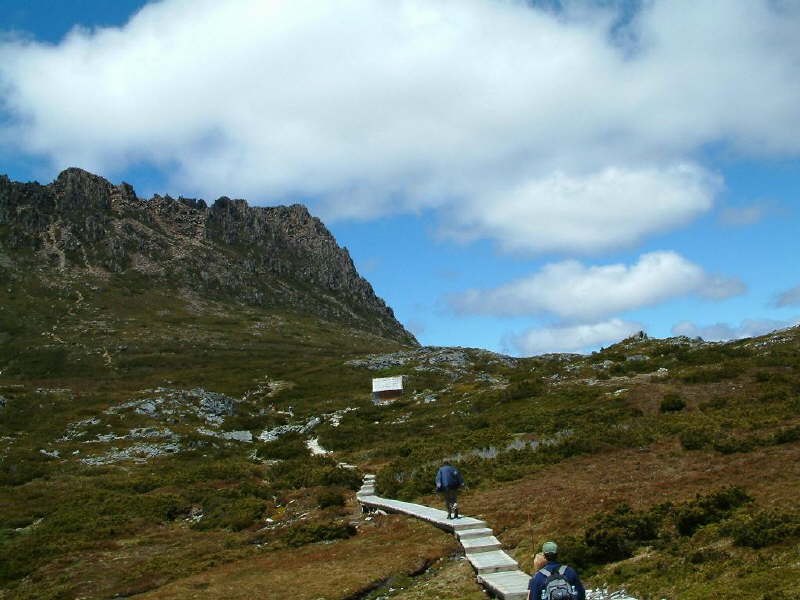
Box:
[371,375,405,405]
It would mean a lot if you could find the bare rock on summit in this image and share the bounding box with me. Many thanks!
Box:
[0,168,417,345]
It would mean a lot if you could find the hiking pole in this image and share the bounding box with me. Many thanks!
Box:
[528,509,535,568]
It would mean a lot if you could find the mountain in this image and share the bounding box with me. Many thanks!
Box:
[1,170,799,599]
[0,167,416,346]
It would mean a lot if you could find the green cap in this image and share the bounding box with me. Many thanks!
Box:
[542,541,558,554]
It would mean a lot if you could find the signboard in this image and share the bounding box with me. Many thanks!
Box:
[372,376,404,393]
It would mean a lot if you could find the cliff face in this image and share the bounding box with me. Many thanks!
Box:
[0,168,417,345]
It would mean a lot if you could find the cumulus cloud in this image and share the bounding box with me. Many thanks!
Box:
[442,165,718,254]
[509,318,644,356]
[2,0,800,253]
[449,251,745,321]
[774,284,800,308]
[671,318,799,342]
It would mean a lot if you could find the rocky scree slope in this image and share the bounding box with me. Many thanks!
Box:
[0,168,416,345]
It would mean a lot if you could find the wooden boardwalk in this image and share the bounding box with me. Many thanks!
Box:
[357,475,530,600]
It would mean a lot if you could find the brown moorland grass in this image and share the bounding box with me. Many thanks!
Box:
[334,436,800,599]
[388,558,487,600]
[131,515,458,600]
[450,438,800,555]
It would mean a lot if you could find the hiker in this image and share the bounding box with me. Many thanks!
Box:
[435,460,463,519]
[528,541,585,600]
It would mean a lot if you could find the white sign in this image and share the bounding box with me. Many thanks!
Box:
[372,376,404,393]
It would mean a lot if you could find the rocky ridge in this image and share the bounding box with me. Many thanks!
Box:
[0,168,416,344]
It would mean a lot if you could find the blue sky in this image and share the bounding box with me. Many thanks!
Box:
[2,0,799,355]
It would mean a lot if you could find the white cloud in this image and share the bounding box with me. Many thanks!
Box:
[719,201,778,226]
[719,205,764,227]
[442,165,718,254]
[449,251,745,321]
[671,318,799,342]
[509,318,644,356]
[2,0,800,253]
[775,284,800,308]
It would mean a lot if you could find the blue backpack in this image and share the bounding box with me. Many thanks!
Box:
[538,565,577,600]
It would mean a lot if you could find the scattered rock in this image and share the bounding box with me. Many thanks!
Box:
[187,505,203,523]
[594,360,615,370]
[59,417,101,441]
[306,437,331,455]
[346,347,517,376]
[243,375,294,401]
[79,442,182,465]
[196,427,253,442]
[258,416,321,442]
[14,518,43,533]
[328,407,357,427]
[586,589,640,600]
[35,387,73,395]
[107,387,239,426]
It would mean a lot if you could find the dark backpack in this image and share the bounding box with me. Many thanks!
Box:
[538,565,576,600]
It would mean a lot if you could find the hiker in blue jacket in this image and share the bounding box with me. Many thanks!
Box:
[528,541,585,600]
[435,460,464,519]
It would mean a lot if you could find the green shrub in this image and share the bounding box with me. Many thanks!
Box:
[465,415,490,430]
[724,509,800,548]
[238,480,275,500]
[679,426,716,451]
[660,393,686,413]
[174,456,260,484]
[699,396,728,411]
[322,466,362,490]
[0,450,51,486]
[503,379,544,401]
[771,426,800,445]
[688,548,730,564]
[583,504,661,562]
[5,347,68,378]
[192,494,266,531]
[283,520,356,547]
[754,371,789,384]
[680,364,740,384]
[673,487,752,536]
[556,535,599,573]
[255,432,309,460]
[758,389,789,404]
[316,488,346,509]
[268,456,362,490]
[711,434,755,454]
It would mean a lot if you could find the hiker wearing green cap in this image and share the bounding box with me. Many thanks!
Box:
[528,541,585,600]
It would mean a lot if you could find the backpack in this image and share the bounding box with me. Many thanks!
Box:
[538,565,576,600]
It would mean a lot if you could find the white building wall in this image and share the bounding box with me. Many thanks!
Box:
[372,375,404,393]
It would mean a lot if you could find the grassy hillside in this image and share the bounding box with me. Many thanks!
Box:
[2,269,800,599]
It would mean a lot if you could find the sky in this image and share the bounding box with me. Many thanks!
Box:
[1,0,799,356]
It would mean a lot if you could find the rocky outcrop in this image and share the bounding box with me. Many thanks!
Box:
[0,168,416,344]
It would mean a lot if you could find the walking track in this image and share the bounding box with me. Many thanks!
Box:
[357,474,530,600]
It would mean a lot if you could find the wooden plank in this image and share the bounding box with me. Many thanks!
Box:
[359,495,486,531]
[466,550,518,575]
[478,570,530,600]
[456,527,494,540]
[461,535,502,554]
